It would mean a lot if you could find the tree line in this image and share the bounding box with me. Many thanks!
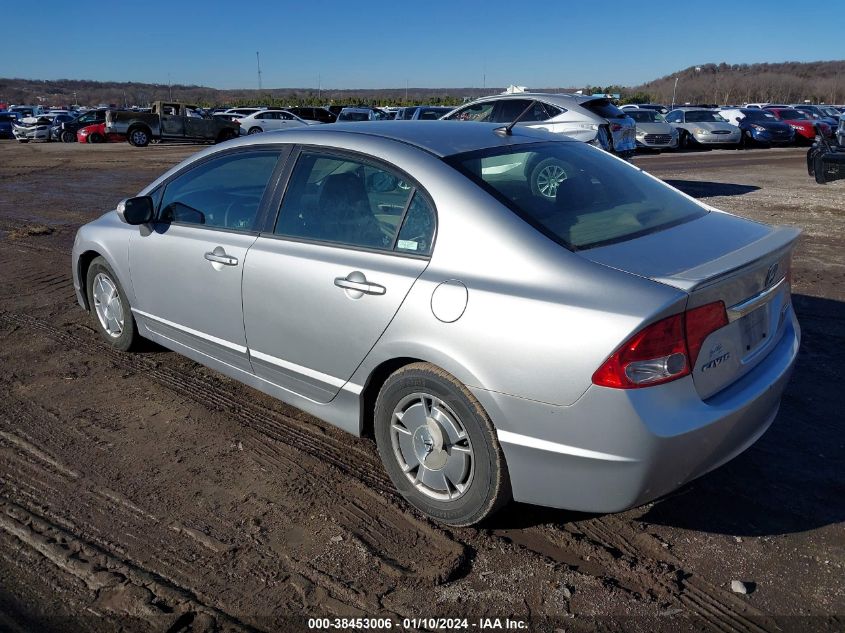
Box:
[1,61,843,108]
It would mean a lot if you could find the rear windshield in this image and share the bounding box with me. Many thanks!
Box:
[581,99,626,119]
[446,142,708,250]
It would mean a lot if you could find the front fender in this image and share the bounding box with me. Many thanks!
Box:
[72,211,137,310]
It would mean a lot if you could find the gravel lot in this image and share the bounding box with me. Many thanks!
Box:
[0,140,842,633]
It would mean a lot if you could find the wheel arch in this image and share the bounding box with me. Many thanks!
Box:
[358,356,424,439]
[76,249,103,310]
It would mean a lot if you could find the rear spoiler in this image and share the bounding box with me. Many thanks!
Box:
[652,225,801,292]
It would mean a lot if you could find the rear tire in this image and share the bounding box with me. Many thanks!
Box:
[529,157,568,200]
[374,362,511,526]
[61,130,76,143]
[85,257,139,352]
[127,127,150,147]
[247,126,263,135]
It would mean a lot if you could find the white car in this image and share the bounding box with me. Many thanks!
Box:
[237,110,313,135]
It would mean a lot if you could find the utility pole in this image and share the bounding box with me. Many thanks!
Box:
[318,74,321,101]
[671,76,679,109]
[405,79,408,102]
[168,73,172,101]
[256,51,263,92]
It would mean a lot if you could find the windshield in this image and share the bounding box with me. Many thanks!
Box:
[446,142,708,250]
[777,109,809,120]
[685,111,726,122]
[338,111,370,122]
[627,110,660,122]
[741,110,776,121]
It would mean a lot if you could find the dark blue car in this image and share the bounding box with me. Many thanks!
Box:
[724,108,795,147]
[0,111,17,139]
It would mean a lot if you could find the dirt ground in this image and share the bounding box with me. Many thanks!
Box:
[0,140,842,633]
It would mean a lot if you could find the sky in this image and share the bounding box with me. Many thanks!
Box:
[2,1,842,90]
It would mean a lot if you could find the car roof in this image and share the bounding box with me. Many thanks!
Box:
[231,121,571,157]
[469,92,600,106]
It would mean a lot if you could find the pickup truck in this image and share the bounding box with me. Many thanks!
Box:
[105,101,240,147]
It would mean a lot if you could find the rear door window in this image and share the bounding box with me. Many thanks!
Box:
[275,151,435,255]
[492,100,557,123]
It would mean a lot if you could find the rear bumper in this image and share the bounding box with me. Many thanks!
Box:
[472,307,800,513]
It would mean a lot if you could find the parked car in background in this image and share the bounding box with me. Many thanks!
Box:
[54,108,111,142]
[396,106,455,120]
[47,113,79,141]
[71,121,800,526]
[285,106,337,124]
[106,101,240,147]
[0,112,17,139]
[664,108,741,148]
[237,110,313,135]
[337,107,390,122]
[719,108,795,147]
[789,105,840,130]
[621,103,669,114]
[766,107,832,143]
[625,109,678,151]
[12,113,58,142]
[10,105,45,118]
[224,107,266,117]
[838,117,845,146]
[77,122,126,144]
[442,93,637,158]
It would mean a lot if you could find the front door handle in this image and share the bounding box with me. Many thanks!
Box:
[204,250,238,266]
[334,271,386,296]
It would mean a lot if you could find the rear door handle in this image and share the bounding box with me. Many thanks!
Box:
[204,251,238,266]
[334,272,386,296]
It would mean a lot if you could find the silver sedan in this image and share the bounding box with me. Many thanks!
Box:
[72,122,800,525]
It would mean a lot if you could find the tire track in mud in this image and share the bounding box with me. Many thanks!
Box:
[0,498,258,633]
[0,315,469,616]
[0,310,783,631]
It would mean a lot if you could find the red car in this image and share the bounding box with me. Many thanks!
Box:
[77,122,126,144]
[766,107,832,143]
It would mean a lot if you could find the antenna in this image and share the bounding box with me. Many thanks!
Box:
[498,99,539,136]
[256,51,263,91]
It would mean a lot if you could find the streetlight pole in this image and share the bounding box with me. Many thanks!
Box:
[671,77,679,109]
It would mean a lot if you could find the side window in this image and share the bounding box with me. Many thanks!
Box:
[395,192,435,256]
[445,102,496,122]
[279,112,293,120]
[158,151,280,231]
[275,152,418,251]
[493,99,558,123]
[665,111,681,123]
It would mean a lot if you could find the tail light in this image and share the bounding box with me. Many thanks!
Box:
[592,301,727,389]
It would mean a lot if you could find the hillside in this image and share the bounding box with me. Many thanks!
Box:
[631,61,845,106]
[1,60,843,108]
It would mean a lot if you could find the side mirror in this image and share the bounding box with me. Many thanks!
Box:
[116,196,154,225]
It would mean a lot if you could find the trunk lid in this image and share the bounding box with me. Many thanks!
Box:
[581,211,800,399]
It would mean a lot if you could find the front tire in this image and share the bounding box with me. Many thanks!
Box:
[247,126,263,135]
[89,132,104,144]
[86,257,139,352]
[374,363,511,526]
[61,130,76,143]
